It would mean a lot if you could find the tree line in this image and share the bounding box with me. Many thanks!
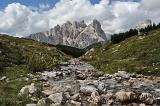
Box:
[111,22,160,44]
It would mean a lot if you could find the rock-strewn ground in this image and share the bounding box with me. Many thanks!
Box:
[19,59,160,106]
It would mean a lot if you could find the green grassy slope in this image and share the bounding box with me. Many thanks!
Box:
[82,28,160,75]
[0,34,70,74]
[0,34,71,105]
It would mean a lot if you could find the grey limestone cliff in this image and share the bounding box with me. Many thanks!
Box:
[28,19,107,48]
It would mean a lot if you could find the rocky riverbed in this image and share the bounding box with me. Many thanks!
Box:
[18,59,160,106]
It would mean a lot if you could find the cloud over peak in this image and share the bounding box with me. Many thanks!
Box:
[0,0,160,37]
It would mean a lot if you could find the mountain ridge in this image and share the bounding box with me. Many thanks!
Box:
[28,19,107,49]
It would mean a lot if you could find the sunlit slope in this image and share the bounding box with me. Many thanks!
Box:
[82,29,160,75]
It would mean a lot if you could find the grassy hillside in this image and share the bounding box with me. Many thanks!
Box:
[82,28,160,76]
[0,34,70,74]
[0,34,71,105]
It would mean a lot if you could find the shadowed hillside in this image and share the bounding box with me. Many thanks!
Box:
[0,35,70,73]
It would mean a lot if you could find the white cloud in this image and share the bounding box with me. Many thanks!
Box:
[0,0,160,37]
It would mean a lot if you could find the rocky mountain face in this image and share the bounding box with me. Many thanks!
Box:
[28,19,107,49]
[136,19,152,30]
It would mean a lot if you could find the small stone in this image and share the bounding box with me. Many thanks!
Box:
[19,86,29,96]
[92,71,104,77]
[37,98,51,106]
[93,80,105,92]
[89,91,100,105]
[50,103,61,106]
[43,82,50,87]
[114,71,130,79]
[56,72,63,76]
[139,103,146,106]
[155,89,160,97]
[76,73,86,80]
[26,104,36,106]
[29,83,37,94]
[70,93,81,101]
[19,83,37,96]
[0,76,7,81]
[139,93,155,105]
[32,78,38,81]
[41,76,48,81]
[30,97,38,102]
[80,85,98,95]
[23,77,29,81]
[42,90,53,96]
[63,92,70,100]
[48,92,65,104]
[156,97,160,105]
[70,100,81,106]
[115,90,137,103]
[101,92,113,104]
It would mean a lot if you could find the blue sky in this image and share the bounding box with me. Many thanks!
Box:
[0,0,141,10]
[0,0,59,10]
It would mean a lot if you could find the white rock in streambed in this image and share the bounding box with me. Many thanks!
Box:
[139,93,155,105]
[114,71,131,79]
[115,90,137,102]
[48,92,65,104]
[80,85,98,95]
[19,83,37,96]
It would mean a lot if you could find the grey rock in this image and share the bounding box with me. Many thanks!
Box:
[115,90,137,103]
[136,19,152,35]
[48,92,66,104]
[19,83,37,96]
[26,104,37,106]
[31,97,38,102]
[37,98,51,106]
[29,83,37,94]
[50,103,61,106]
[114,71,131,79]
[63,92,70,100]
[139,93,155,105]
[0,76,7,81]
[136,19,152,30]
[93,80,105,92]
[89,91,101,105]
[70,93,81,101]
[80,85,98,95]
[156,97,160,105]
[70,100,81,106]
[19,85,29,96]
[28,20,107,49]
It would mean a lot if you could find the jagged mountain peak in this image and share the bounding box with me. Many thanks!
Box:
[28,19,107,48]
